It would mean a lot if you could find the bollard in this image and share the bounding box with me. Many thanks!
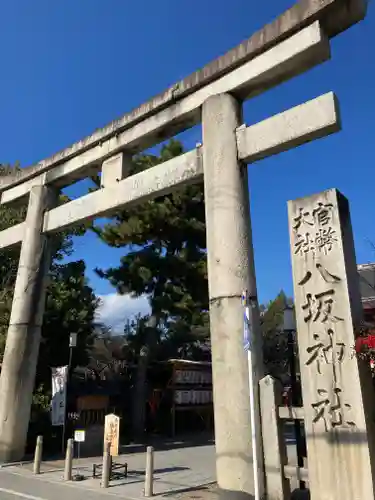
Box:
[101,441,111,488]
[64,439,74,481]
[144,446,154,497]
[33,436,43,475]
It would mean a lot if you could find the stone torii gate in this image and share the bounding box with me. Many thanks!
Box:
[0,0,367,498]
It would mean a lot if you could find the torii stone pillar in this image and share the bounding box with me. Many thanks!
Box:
[0,185,55,462]
[202,93,265,500]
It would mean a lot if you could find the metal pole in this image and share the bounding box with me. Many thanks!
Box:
[288,329,306,490]
[244,300,260,500]
[64,438,73,481]
[144,446,154,497]
[101,441,111,488]
[62,346,73,454]
[33,435,43,475]
[77,441,81,477]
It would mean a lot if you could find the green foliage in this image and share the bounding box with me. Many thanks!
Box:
[36,259,100,389]
[121,313,209,363]
[261,291,287,335]
[0,164,25,359]
[158,315,210,361]
[0,163,99,404]
[32,384,51,411]
[94,140,208,437]
[261,290,291,379]
[95,139,208,333]
[122,314,155,359]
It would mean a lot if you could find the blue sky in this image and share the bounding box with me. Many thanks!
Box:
[0,0,374,322]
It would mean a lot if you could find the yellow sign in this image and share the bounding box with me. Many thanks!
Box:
[103,413,120,456]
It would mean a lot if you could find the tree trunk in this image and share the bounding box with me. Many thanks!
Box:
[131,347,150,440]
[131,316,158,441]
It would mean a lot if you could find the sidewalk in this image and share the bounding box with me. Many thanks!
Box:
[0,435,308,500]
[0,444,216,499]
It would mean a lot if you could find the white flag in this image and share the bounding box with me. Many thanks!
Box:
[51,366,68,426]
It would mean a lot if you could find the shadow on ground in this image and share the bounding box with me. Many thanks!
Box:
[129,466,190,475]
[161,482,216,497]
[120,432,215,455]
[291,489,310,500]
[25,432,214,462]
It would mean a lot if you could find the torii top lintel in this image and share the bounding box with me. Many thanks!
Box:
[0,0,366,192]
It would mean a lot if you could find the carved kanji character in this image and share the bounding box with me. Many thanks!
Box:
[323,329,345,365]
[298,264,341,287]
[306,331,346,374]
[312,387,355,432]
[312,202,334,227]
[294,233,314,256]
[293,208,314,232]
[315,227,338,254]
[306,334,326,374]
[302,290,344,324]
[315,263,341,283]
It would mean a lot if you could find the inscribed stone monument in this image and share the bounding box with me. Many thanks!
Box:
[104,413,120,457]
[288,188,375,500]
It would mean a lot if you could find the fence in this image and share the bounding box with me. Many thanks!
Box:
[260,375,309,499]
[79,409,107,427]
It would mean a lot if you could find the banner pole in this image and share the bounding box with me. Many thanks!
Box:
[242,290,260,500]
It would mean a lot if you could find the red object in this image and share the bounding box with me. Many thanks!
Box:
[148,389,161,416]
[355,335,375,352]
[282,387,291,406]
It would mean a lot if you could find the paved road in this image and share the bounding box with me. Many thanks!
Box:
[0,468,117,500]
[0,436,304,500]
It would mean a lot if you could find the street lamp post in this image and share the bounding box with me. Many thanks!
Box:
[61,333,78,453]
[68,332,77,369]
[282,306,306,491]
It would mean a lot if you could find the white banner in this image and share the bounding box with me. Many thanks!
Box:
[51,366,68,426]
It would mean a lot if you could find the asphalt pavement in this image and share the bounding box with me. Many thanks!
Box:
[0,434,303,500]
[0,442,216,500]
[0,468,120,500]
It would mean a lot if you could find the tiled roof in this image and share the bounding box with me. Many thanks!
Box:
[358,263,375,308]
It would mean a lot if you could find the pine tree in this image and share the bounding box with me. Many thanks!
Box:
[94,140,208,438]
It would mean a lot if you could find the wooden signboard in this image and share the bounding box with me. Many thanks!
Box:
[103,413,120,456]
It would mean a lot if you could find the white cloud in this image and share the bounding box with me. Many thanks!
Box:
[96,293,150,331]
